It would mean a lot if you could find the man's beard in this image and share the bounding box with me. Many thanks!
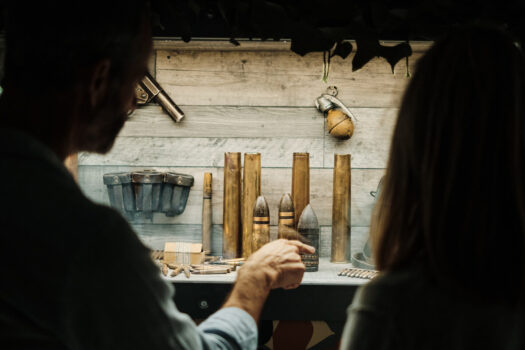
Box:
[77,104,128,154]
[94,111,127,154]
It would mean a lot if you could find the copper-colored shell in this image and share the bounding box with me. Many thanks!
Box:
[326,110,354,140]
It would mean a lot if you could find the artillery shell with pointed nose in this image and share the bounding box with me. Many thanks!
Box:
[297,204,319,272]
[278,193,296,239]
[252,196,270,252]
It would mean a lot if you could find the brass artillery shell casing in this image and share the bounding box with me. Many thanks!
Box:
[252,196,270,252]
[202,173,213,255]
[278,193,296,239]
[162,264,169,276]
[292,153,310,228]
[242,153,261,258]
[331,154,352,263]
[297,204,320,272]
[223,153,242,259]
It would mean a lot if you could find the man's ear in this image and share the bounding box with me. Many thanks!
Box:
[88,59,111,107]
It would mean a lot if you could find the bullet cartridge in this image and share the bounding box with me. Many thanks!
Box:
[170,265,183,277]
[183,265,191,278]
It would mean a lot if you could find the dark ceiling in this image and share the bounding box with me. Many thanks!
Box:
[150,0,525,42]
[148,0,525,71]
[1,1,524,73]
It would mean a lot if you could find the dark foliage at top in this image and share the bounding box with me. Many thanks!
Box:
[1,1,524,72]
[150,0,525,71]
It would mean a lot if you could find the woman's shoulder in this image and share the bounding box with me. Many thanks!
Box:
[347,265,525,349]
[350,264,435,315]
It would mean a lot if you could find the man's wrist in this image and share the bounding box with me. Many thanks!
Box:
[222,265,272,322]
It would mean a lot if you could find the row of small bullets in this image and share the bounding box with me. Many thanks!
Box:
[161,262,237,278]
[162,263,191,278]
[158,257,245,278]
[338,268,378,279]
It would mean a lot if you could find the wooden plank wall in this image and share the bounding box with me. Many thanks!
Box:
[78,40,429,258]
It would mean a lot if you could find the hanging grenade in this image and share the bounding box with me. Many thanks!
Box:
[315,86,357,140]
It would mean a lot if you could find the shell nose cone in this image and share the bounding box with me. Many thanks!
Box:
[297,204,319,228]
[253,195,269,216]
[278,193,294,212]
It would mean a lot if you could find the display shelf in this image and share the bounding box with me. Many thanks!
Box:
[169,258,373,321]
[164,258,371,286]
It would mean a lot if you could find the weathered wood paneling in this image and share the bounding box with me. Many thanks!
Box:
[77,40,427,259]
[124,105,324,138]
[78,166,384,227]
[147,51,156,77]
[79,137,324,168]
[155,46,423,107]
[95,105,398,169]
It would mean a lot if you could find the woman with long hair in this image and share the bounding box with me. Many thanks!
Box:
[341,25,525,349]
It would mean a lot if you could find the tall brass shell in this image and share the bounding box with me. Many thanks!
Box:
[331,154,351,263]
[326,110,354,140]
[202,172,213,255]
[223,152,241,259]
[242,153,261,258]
[292,153,310,228]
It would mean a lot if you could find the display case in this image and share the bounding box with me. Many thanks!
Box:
[77,39,430,347]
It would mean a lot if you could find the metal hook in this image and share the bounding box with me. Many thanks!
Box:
[326,86,338,97]
[319,94,358,124]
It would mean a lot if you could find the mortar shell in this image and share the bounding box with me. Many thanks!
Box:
[297,204,319,272]
[278,193,296,239]
[252,195,270,252]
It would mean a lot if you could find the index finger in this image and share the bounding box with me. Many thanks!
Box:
[286,240,315,254]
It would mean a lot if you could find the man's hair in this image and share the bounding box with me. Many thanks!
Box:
[3,1,148,90]
[372,24,525,303]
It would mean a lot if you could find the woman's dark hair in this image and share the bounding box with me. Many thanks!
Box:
[372,24,525,302]
[3,0,149,90]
